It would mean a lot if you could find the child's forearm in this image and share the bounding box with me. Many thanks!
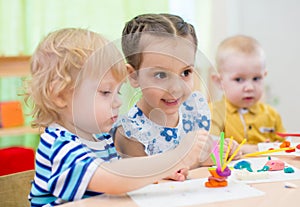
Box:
[88,130,207,194]
[241,144,258,155]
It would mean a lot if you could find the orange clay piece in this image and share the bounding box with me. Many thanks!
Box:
[280,141,290,148]
[205,179,227,187]
[207,168,224,178]
[279,141,295,152]
[205,168,228,188]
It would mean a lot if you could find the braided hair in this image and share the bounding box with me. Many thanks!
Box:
[121,13,198,69]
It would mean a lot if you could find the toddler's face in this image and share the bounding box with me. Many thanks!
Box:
[72,70,123,136]
[135,37,195,117]
[219,54,266,108]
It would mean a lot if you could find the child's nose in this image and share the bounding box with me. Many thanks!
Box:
[243,81,254,91]
[112,95,122,109]
[167,76,184,95]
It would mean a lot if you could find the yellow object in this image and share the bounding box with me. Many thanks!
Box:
[223,136,233,164]
[243,147,295,157]
[209,97,285,144]
[222,139,246,171]
[0,101,24,128]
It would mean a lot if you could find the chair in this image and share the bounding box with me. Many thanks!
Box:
[0,146,35,176]
[0,170,34,207]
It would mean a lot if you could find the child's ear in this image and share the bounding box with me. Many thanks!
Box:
[211,73,223,89]
[263,69,268,77]
[52,94,67,108]
[50,83,68,108]
[126,64,139,88]
[52,92,68,108]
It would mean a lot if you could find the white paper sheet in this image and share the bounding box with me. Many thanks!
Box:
[128,178,264,207]
[257,142,300,156]
[229,157,300,183]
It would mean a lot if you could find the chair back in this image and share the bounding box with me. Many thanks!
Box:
[0,170,34,207]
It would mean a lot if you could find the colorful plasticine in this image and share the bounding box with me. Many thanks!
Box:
[264,159,285,171]
[205,167,229,188]
[284,167,295,173]
[205,133,245,188]
[233,160,253,172]
[279,140,296,152]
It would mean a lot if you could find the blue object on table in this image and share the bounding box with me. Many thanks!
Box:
[233,160,253,172]
[284,167,295,173]
[257,165,270,172]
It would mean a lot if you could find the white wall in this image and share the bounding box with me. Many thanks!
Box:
[209,0,300,131]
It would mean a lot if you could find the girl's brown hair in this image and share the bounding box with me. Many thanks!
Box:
[121,13,198,69]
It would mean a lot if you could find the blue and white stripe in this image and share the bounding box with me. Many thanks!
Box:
[29,124,119,206]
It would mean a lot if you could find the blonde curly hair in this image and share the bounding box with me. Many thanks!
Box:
[24,28,126,128]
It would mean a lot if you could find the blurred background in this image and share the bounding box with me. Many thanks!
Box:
[1,0,299,150]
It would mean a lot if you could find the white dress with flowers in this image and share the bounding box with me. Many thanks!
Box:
[116,91,210,155]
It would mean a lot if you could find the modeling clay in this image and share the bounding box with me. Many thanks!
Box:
[285,148,296,153]
[264,160,285,171]
[205,133,245,188]
[216,166,231,177]
[284,167,295,173]
[205,167,229,187]
[296,144,300,153]
[280,140,290,148]
[257,165,270,172]
[233,160,253,172]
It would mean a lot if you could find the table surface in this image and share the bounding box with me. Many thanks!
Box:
[61,156,300,207]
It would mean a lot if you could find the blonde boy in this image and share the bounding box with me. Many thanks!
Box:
[210,35,285,154]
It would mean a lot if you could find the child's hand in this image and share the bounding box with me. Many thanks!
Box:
[179,130,213,169]
[164,168,189,181]
[223,138,243,160]
[241,144,258,155]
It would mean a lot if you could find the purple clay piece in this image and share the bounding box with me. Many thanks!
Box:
[216,166,231,177]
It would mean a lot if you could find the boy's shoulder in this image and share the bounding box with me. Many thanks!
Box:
[255,101,280,115]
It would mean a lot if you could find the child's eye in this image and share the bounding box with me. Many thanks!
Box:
[99,91,111,96]
[181,69,192,77]
[253,76,261,81]
[234,77,243,82]
[154,72,167,79]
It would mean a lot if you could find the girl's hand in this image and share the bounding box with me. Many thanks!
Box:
[240,144,258,155]
[164,168,189,181]
[223,138,243,160]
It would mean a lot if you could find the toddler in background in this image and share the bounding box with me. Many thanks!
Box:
[25,28,208,206]
[210,35,285,154]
